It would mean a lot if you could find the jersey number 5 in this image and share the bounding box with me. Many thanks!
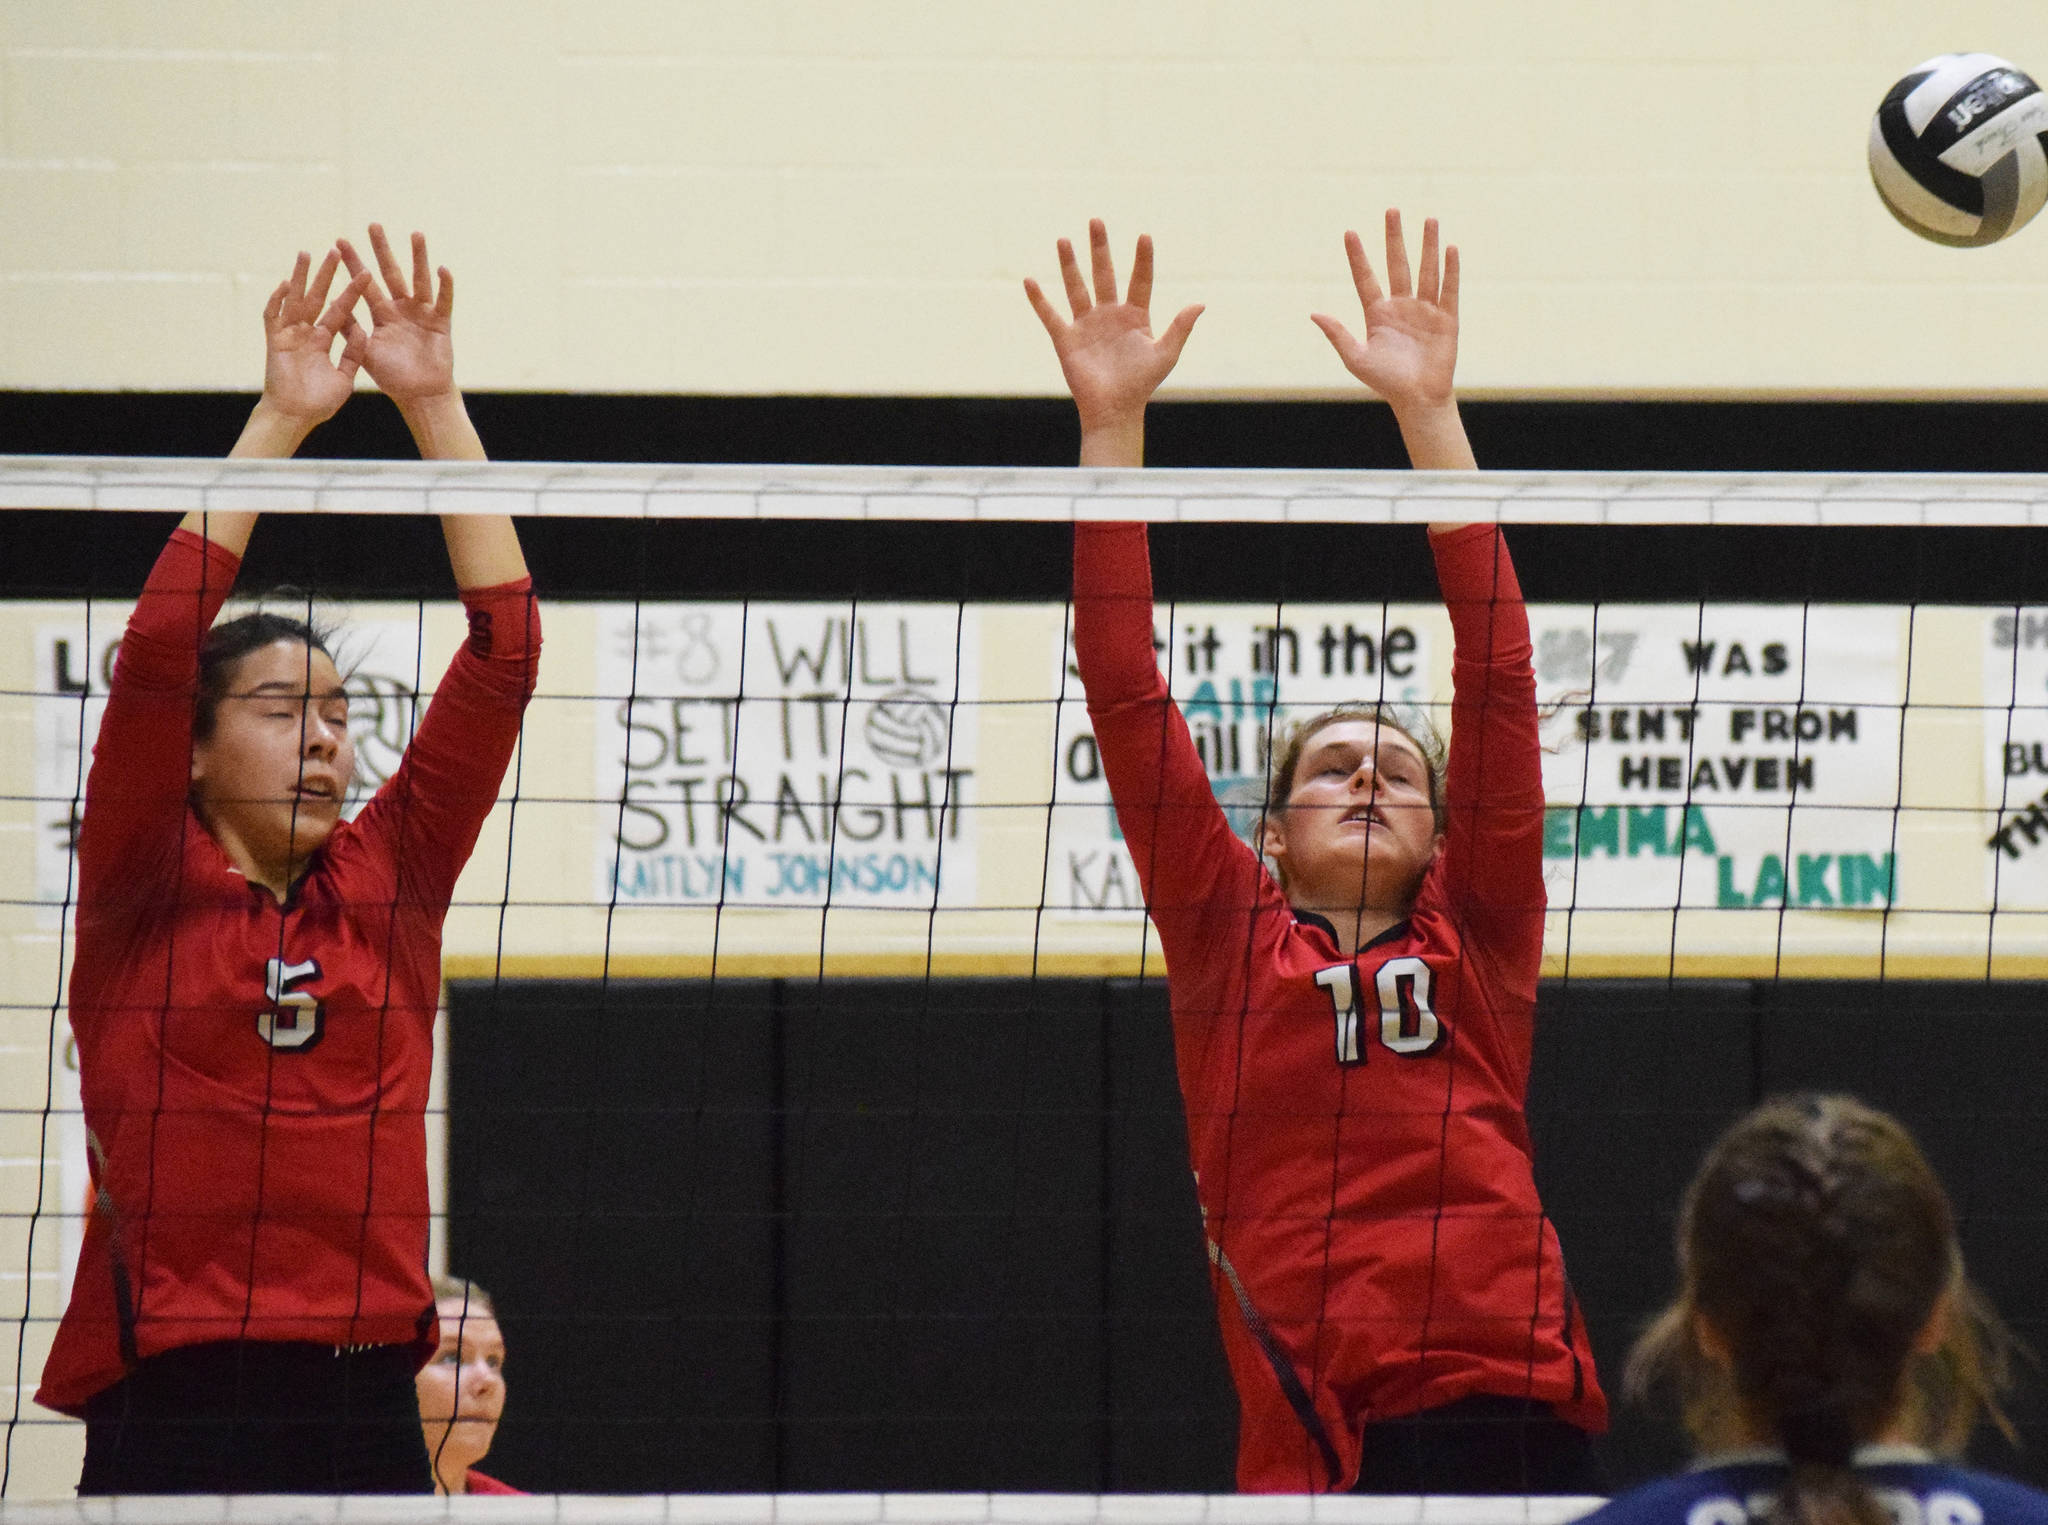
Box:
[1316,957,1443,1064]
[259,957,325,1052]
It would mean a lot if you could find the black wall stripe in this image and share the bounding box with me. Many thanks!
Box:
[10,392,2048,471]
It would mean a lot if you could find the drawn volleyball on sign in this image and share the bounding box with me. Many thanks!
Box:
[864,689,952,768]
[343,672,420,810]
[1869,53,2048,246]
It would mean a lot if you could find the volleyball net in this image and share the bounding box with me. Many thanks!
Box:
[3,460,2047,1500]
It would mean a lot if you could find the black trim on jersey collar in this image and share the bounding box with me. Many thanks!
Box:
[243,848,331,913]
[247,876,302,913]
[1295,909,1340,944]
[1359,919,1412,953]
[1293,908,1413,955]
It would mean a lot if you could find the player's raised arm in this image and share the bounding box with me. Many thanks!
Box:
[191,247,371,556]
[83,249,368,903]
[1025,219,1203,467]
[339,224,529,589]
[1312,208,1478,489]
[334,225,538,895]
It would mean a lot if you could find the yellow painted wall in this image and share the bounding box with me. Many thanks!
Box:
[4,1,2048,395]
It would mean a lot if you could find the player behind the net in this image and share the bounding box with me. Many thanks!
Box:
[1582,1094,2029,1525]
[1025,214,1605,1493]
[39,228,541,1495]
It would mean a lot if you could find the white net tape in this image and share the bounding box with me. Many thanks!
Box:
[4,457,2048,525]
[0,1496,1607,1525]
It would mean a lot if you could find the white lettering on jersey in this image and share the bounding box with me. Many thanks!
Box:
[1317,955,1444,1063]
[1374,955,1442,1056]
[1315,966,1361,1062]
[258,957,325,1051]
[1925,1492,1984,1525]
[1925,1490,1990,1522]
[1693,1488,1973,1525]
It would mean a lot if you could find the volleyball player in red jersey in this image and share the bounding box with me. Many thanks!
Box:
[1026,215,1605,1494]
[39,228,541,1494]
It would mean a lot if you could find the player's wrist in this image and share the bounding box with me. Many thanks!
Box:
[233,398,320,457]
[397,390,482,460]
[1391,398,1475,471]
[1077,412,1145,468]
[394,386,464,422]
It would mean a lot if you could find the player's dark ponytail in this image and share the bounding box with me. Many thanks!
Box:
[194,608,336,741]
[1626,1095,2014,1525]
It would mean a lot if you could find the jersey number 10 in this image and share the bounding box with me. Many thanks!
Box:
[1316,957,1443,1064]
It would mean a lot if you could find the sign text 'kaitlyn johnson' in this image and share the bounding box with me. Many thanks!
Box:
[608,848,943,901]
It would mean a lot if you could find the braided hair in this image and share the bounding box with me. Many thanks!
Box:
[1627,1095,2012,1525]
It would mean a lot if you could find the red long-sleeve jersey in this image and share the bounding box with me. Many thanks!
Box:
[1074,521,1604,1492]
[39,528,539,1417]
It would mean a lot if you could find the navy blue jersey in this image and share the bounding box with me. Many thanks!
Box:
[1579,1452,2048,1525]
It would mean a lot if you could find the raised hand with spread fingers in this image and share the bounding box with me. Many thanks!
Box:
[209,249,373,553]
[338,225,455,405]
[337,224,490,468]
[337,224,522,586]
[1311,209,1476,472]
[228,248,373,469]
[1025,220,1204,467]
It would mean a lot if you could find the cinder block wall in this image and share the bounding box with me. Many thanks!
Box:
[5,1,2048,395]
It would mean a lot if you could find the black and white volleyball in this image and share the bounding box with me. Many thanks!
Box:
[1869,54,2048,245]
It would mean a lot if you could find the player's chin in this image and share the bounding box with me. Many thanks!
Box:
[1316,841,1371,887]
[282,811,339,855]
[1363,844,1427,897]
